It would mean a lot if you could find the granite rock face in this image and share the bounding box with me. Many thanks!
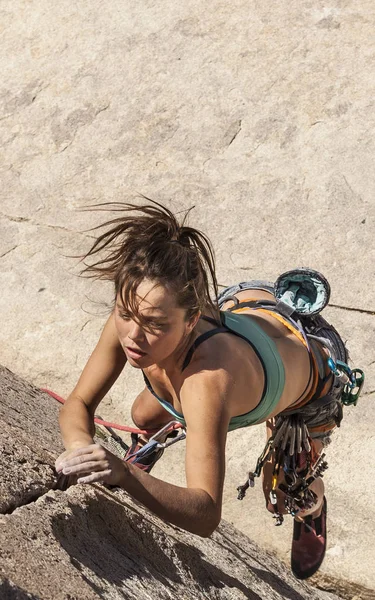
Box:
[0,0,374,592]
[0,366,344,600]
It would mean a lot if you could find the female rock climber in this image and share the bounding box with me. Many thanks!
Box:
[55,200,363,580]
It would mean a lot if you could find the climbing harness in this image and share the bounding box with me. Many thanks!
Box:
[233,268,365,525]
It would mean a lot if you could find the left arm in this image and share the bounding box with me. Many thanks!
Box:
[56,365,232,537]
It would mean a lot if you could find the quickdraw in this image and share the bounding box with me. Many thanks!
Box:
[237,415,324,524]
[121,420,186,465]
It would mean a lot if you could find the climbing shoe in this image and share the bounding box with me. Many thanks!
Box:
[291,496,327,579]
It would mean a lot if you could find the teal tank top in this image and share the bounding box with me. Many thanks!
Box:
[142,311,285,431]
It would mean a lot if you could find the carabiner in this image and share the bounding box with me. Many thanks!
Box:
[342,369,365,406]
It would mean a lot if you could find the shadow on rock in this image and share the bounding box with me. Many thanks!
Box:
[251,568,307,600]
[50,490,280,599]
[0,578,40,600]
[51,492,183,596]
[214,533,308,600]
[173,542,262,600]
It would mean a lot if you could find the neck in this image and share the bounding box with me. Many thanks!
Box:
[157,325,198,376]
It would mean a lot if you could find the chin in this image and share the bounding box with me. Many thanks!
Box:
[127,355,154,369]
[128,360,142,369]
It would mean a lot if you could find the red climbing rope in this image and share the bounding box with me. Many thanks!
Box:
[41,388,183,436]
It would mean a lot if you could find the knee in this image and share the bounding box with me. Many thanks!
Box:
[131,402,154,429]
[130,390,171,430]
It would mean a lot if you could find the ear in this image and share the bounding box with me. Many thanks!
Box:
[186,311,201,332]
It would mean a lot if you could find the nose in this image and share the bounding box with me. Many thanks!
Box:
[128,320,145,342]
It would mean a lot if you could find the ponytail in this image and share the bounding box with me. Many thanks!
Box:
[80,198,219,323]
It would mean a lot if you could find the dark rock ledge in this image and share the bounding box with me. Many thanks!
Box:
[0,365,346,600]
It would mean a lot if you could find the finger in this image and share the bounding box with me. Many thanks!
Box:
[55,452,71,471]
[77,470,112,484]
[61,455,93,471]
[61,448,106,470]
[56,447,94,471]
[62,459,109,475]
[65,445,98,459]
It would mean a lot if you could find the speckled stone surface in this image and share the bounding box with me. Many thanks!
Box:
[0,0,374,591]
[0,367,344,600]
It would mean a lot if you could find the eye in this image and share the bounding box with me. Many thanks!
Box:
[119,312,131,321]
[144,320,168,333]
[149,322,165,331]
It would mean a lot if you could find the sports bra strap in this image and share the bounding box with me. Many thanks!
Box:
[182,326,230,371]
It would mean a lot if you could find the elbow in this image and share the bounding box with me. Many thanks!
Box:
[192,510,221,538]
[196,519,220,538]
[198,527,218,538]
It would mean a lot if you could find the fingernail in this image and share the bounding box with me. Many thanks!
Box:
[63,468,71,474]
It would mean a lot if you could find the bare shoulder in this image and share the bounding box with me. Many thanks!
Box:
[86,310,126,370]
[178,326,263,424]
[182,328,246,386]
[179,350,235,432]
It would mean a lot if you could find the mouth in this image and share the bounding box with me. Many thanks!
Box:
[125,346,147,359]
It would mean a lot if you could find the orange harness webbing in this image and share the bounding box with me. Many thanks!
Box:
[230,297,333,416]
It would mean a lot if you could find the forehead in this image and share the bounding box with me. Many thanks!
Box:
[118,279,180,315]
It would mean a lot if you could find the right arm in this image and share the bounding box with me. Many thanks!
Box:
[58,312,127,451]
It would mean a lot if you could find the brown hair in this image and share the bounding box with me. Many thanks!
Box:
[80,199,219,325]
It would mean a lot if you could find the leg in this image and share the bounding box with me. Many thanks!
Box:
[131,387,174,433]
[294,438,325,520]
[291,472,327,580]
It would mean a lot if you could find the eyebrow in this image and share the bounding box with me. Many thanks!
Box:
[116,305,168,320]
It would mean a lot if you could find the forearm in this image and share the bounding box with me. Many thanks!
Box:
[59,396,95,450]
[119,463,221,537]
